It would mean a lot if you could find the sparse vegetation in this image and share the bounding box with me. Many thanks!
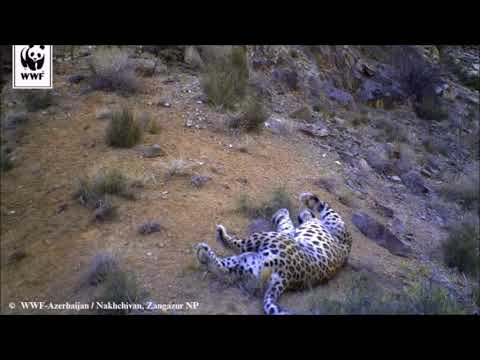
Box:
[0,146,13,172]
[395,46,442,102]
[91,169,137,200]
[86,253,120,286]
[336,188,356,207]
[414,95,449,121]
[228,99,268,133]
[442,216,479,277]
[200,46,249,109]
[89,47,138,94]
[440,171,479,210]
[422,136,450,156]
[105,107,142,148]
[91,257,147,315]
[235,187,293,220]
[73,169,139,221]
[351,115,369,127]
[165,159,191,180]
[374,117,408,143]
[308,271,466,314]
[19,90,53,112]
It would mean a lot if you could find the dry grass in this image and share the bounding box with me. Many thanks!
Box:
[19,90,53,112]
[227,99,268,133]
[307,271,466,314]
[440,171,479,210]
[105,107,142,148]
[442,214,479,277]
[89,47,138,94]
[200,47,249,109]
[235,187,293,220]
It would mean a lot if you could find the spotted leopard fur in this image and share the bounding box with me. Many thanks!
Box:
[195,192,352,315]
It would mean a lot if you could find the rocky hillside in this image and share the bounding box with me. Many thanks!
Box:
[1,45,479,314]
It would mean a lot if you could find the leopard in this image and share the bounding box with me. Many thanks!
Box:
[194,192,352,315]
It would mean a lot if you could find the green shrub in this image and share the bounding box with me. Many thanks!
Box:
[200,46,249,109]
[228,99,268,133]
[414,95,449,121]
[20,90,53,112]
[106,107,142,148]
[442,219,479,277]
[235,187,293,220]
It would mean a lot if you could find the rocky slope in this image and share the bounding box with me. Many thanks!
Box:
[1,45,478,314]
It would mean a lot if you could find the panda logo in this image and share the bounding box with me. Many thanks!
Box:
[20,45,46,71]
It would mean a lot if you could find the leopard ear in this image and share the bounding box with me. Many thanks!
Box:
[40,45,45,49]
[299,192,320,210]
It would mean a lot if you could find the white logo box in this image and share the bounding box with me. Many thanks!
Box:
[12,45,53,89]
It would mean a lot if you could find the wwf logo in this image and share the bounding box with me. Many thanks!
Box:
[20,45,46,71]
[13,45,53,89]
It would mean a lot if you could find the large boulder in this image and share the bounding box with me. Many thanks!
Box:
[400,170,430,195]
[352,211,411,257]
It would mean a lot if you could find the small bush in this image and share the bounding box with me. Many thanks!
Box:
[93,262,147,315]
[106,107,142,148]
[442,218,479,277]
[87,253,120,286]
[235,187,293,220]
[374,117,408,143]
[228,99,268,133]
[0,146,13,172]
[394,46,442,102]
[19,90,53,112]
[440,172,479,210]
[414,95,449,121]
[92,169,137,200]
[351,116,369,127]
[200,46,249,109]
[89,47,138,94]
[74,169,137,206]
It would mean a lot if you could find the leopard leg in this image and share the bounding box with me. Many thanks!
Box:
[263,272,290,315]
[271,208,295,238]
[195,243,262,280]
[216,224,269,254]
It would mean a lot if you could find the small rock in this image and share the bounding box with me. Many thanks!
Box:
[8,249,27,264]
[143,144,165,158]
[96,108,112,120]
[420,167,433,178]
[290,105,313,122]
[191,175,211,188]
[374,201,394,218]
[391,176,401,182]
[138,221,163,235]
[67,74,85,84]
[3,112,28,130]
[358,158,372,173]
